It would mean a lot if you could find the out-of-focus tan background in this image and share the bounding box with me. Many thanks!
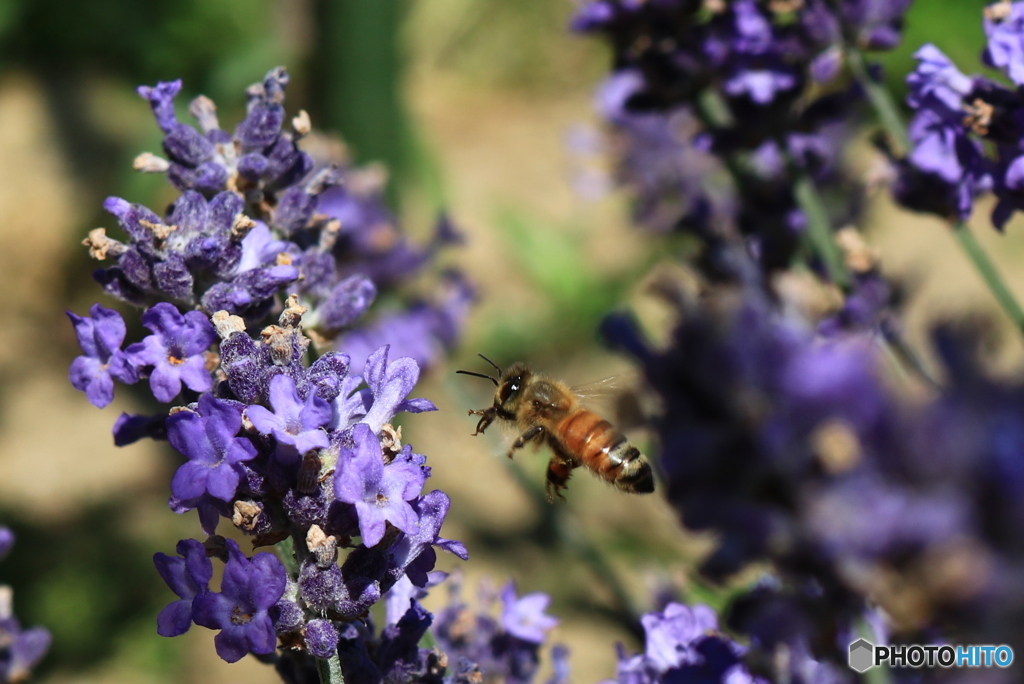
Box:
[1,0,1021,682]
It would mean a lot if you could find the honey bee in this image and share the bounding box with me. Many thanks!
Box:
[457,355,655,502]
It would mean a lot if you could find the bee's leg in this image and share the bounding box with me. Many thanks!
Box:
[468,407,496,436]
[506,425,545,459]
[544,454,576,504]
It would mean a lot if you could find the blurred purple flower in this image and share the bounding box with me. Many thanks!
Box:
[500,583,558,645]
[984,0,1024,85]
[0,528,12,563]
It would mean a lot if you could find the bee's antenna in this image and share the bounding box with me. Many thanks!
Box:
[477,353,503,374]
[456,370,499,387]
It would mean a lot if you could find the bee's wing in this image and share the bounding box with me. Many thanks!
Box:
[569,374,630,399]
[570,372,647,431]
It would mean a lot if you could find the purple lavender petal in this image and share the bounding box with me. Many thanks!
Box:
[193,539,286,663]
[500,582,558,644]
[984,1,1024,85]
[246,374,331,457]
[334,423,424,547]
[126,303,216,402]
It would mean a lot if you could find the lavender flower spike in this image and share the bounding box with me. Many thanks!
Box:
[334,423,426,547]
[67,304,138,408]
[246,373,331,460]
[126,302,217,402]
[193,539,286,663]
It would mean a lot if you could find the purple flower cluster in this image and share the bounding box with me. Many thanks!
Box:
[0,527,51,683]
[431,575,564,684]
[602,266,1024,676]
[83,67,470,369]
[572,0,911,274]
[894,1,1024,230]
[74,296,469,666]
[65,68,491,680]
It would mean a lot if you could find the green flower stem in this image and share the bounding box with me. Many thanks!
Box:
[844,47,910,154]
[952,221,1024,333]
[792,170,852,291]
[317,652,345,684]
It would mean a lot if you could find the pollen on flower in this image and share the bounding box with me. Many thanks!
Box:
[230,606,253,625]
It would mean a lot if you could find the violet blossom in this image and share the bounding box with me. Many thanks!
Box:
[193,539,287,663]
[334,423,425,547]
[67,303,137,408]
[126,302,217,402]
[153,538,213,637]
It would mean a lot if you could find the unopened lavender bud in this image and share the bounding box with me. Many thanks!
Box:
[260,325,303,366]
[230,212,256,239]
[279,294,307,328]
[306,166,341,195]
[318,219,341,251]
[380,423,403,463]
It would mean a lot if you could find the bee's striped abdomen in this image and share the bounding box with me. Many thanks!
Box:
[556,409,654,494]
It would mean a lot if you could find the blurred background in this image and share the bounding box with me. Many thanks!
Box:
[0,0,1018,682]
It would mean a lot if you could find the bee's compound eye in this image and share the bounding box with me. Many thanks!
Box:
[510,383,519,392]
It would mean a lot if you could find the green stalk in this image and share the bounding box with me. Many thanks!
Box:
[952,221,1024,333]
[792,171,852,290]
[844,47,910,155]
[317,653,345,684]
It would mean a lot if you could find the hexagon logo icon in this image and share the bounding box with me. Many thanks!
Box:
[849,638,875,673]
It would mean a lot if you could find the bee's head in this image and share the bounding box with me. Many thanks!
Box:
[495,362,532,411]
[456,355,532,413]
